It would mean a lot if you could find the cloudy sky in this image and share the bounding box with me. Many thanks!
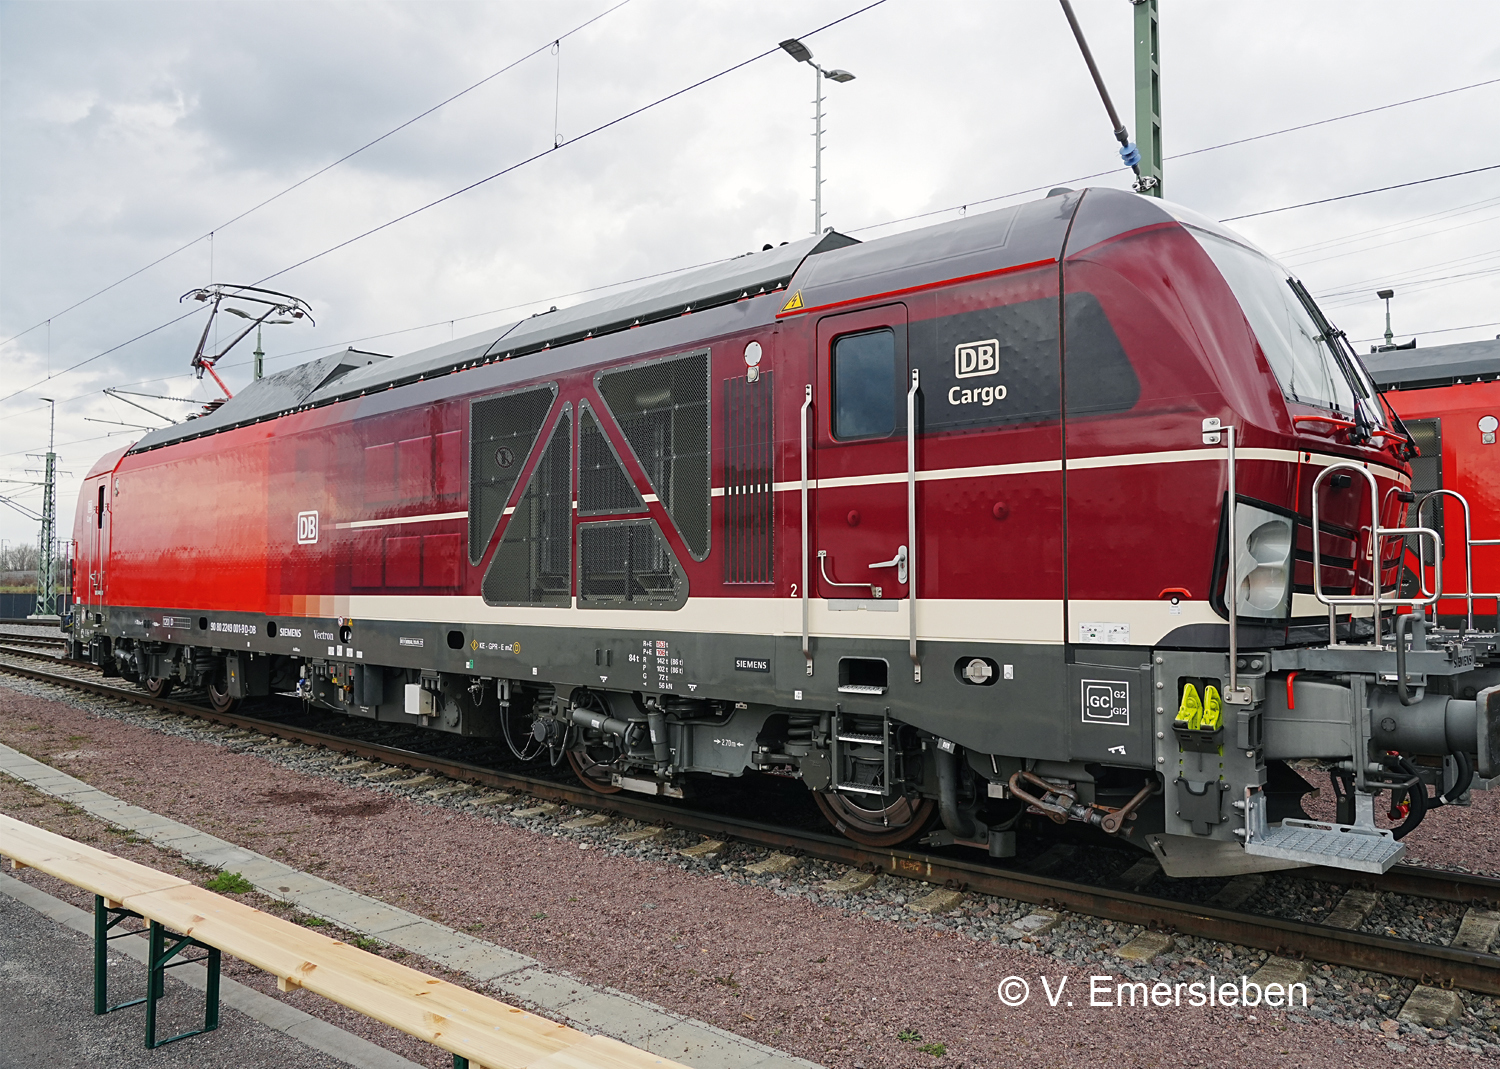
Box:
[2,0,1497,552]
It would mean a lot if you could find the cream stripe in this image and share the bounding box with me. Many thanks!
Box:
[763,444,1406,494]
[335,511,466,531]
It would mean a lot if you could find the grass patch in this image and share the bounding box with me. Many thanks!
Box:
[917,1043,947,1058]
[353,936,382,951]
[203,871,253,894]
[898,1030,922,1043]
[298,916,329,927]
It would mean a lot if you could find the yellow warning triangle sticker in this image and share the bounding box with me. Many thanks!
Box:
[780,290,804,312]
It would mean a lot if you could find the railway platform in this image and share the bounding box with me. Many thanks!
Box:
[0,741,822,1069]
[0,870,421,1069]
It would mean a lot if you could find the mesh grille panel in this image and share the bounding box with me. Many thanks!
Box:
[578,519,686,609]
[482,407,572,606]
[596,350,711,559]
[723,373,773,583]
[469,384,556,564]
[578,403,643,515]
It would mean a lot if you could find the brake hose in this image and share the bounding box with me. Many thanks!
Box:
[1389,756,1427,841]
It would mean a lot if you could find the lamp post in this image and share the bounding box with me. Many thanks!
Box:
[1378,288,1395,348]
[780,37,855,236]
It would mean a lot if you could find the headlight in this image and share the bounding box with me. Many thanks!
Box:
[1226,505,1294,618]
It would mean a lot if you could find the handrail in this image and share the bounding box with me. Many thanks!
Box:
[1225,424,1245,701]
[907,368,921,683]
[1311,462,1441,647]
[1201,417,1247,702]
[0,813,682,1069]
[1415,488,1500,633]
[801,384,813,676]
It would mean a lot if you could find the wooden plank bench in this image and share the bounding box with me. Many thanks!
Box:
[0,812,686,1068]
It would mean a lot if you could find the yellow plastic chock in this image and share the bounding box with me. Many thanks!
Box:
[1176,683,1202,730]
[1201,685,1223,731]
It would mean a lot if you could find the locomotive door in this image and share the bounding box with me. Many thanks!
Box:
[84,478,108,613]
[812,305,911,620]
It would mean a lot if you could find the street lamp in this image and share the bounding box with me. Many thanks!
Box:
[1377,289,1395,348]
[780,37,856,236]
[224,306,295,380]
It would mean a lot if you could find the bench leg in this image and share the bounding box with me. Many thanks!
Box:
[93,894,147,1016]
[144,920,222,1049]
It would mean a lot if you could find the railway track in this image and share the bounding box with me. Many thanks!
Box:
[2,649,1498,995]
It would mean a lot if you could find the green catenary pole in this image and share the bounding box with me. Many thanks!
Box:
[34,398,56,618]
[1133,0,1163,197]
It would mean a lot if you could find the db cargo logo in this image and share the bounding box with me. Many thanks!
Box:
[954,338,1000,379]
[296,511,319,545]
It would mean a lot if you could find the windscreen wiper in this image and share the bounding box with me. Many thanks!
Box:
[1285,277,1373,444]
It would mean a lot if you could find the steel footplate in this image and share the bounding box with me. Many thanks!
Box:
[1242,818,1406,873]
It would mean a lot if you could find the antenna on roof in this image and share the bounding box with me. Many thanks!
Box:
[1056,0,1158,194]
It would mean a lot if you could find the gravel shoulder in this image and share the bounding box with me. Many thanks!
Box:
[1,675,1495,1069]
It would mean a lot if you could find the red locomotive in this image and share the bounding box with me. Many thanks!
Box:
[1363,338,1500,632]
[70,186,1500,876]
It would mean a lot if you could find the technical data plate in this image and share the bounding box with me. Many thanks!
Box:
[1244,819,1406,874]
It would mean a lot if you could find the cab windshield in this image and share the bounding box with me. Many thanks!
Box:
[1192,230,1382,425]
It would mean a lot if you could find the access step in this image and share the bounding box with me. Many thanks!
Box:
[1243,818,1405,874]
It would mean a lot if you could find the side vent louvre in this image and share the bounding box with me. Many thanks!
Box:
[724,373,773,584]
[483,405,572,606]
[596,350,711,560]
[468,384,557,564]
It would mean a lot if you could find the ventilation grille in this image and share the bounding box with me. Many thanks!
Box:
[724,373,773,583]
[578,519,686,609]
[596,350,711,560]
[483,406,572,606]
[469,384,556,564]
[578,402,644,516]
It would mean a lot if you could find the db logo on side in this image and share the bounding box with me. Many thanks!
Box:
[954,338,1000,379]
[297,511,319,545]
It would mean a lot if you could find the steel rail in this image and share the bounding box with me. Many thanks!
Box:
[2,654,1498,994]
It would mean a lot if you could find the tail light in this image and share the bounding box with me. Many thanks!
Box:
[1227,503,1294,618]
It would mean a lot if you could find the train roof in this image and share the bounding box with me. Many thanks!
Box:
[128,186,1204,454]
[1364,337,1500,391]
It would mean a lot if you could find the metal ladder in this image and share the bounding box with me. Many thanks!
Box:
[831,710,892,797]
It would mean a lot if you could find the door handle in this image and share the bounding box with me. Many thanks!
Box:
[868,544,908,585]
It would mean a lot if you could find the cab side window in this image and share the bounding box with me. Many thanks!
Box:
[832,329,896,440]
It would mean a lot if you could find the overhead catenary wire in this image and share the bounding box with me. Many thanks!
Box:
[0,0,637,352]
[252,1,890,288]
[1278,202,1500,268]
[0,308,208,407]
[1348,320,1500,345]
[0,1,890,411]
[1271,193,1500,259]
[1220,164,1500,222]
[847,76,1500,236]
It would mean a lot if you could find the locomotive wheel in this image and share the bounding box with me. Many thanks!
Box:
[814,790,936,847]
[567,749,623,794]
[206,676,241,715]
[142,677,174,699]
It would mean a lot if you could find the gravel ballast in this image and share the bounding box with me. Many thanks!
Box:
[2,672,1497,1068]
